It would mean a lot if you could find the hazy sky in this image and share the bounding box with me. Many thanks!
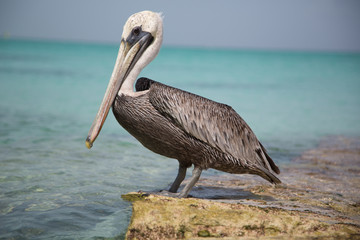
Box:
[1,0,360,51]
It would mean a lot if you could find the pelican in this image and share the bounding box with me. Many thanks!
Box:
[86,11,280,198]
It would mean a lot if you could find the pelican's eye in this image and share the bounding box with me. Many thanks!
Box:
[133,26,141,36]
[126,25,148,47]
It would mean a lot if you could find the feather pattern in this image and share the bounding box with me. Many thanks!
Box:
[145,79,280,175]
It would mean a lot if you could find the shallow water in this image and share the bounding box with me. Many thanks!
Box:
[0,39,360,239]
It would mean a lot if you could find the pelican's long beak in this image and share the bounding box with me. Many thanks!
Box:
[85,32,153,149]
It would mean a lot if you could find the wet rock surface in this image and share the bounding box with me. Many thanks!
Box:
[123,136,360,239]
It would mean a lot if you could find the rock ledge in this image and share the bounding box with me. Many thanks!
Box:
[123,137,360,239]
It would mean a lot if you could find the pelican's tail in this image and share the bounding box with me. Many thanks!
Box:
[255,166,282,185]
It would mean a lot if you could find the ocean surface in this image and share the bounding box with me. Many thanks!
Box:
[0,39,359,239]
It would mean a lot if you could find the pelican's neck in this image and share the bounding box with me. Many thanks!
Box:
[118,67,141,96]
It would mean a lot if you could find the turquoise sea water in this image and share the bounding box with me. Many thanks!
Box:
[0,39,359,239]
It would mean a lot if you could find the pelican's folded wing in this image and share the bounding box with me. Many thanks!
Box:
[148,81,280,175]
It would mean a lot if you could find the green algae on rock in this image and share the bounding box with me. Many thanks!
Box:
[123,193,359,239]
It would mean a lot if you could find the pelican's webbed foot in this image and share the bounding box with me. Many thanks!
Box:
[141,166,202,198]
[157,190,184,198]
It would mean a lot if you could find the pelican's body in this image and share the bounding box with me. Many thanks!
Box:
[86,11,280,198]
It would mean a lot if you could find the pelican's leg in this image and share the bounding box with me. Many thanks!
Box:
[177,166,202,198]
[169,164,187,193]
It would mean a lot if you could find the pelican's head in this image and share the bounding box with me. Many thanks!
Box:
[120,11,163,75]
[86,11,163,149]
